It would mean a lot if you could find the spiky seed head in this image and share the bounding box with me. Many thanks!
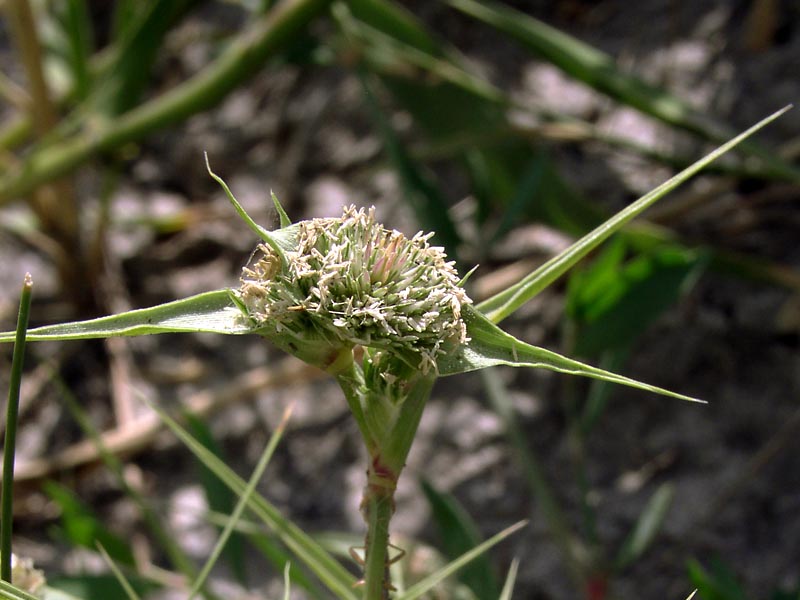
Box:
[238,206,471,373]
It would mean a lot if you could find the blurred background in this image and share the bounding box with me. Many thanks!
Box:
[1,0,799,598]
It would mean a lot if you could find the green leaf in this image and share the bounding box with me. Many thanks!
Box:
[0,579,42,600]
[498,558,520,600]
[186,415,249,587]
[148,402,359,599]
[477,106,792,324]
[95,544,142,600]
[440,305,702,403]
[42,0,94,100]
[420,479,499,600]
[43,482,135,567]
[614,483,674,569]
[44,575,157,600]
[396,521,526,600]
[92,0,201,116]
[687,558,748,600]
[0,290,249,342]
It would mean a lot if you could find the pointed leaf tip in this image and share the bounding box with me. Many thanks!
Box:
[271,191,292,228]
[440,305,705,404]
[205,153,286,261]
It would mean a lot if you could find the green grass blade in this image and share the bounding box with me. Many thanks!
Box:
[282,562,291,600]
[477,106,792,324]
[0,580,40,600]
[53,380,209,597]
[420,479,499,600]
[442,305,704,403]
[187,417,248,586]
[188,406,292,598]
[148,402,358,599]
[43,482,134,567]
[498,558,520,600]
[0,290,249,342]
[93,1,200,116]
[95,543,142,600]
[45,0,94,101]
[614,483,674,569]
[396,520,526,600]
[1,275,32,582]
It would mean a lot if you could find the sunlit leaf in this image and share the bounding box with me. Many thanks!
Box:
[0,290,247,342]
[439,305,702,403]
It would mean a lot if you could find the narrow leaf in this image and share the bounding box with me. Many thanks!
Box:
[477,106,792,324]
[271,191,292,228]
[96,543,142,600]
[421,479,499,600]
[0,580,40,600]
[498,558,520,600]
[148,402,358,599]
[615,483,674,569]
[397,520,526,600]
[440,305,703,403]
[0,290,249,342]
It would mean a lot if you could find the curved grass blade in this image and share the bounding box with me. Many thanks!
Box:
[188,405,293,598]
[477,106,792,324]
[439,305,703,403]
[0,290,250,343]
[148,401,358,599]
[396,520,526,600]
[420,478,499,600]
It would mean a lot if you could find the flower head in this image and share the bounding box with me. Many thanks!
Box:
[238,206,471,373]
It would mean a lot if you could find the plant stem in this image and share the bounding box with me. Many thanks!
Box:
[363,482,394,600]
[1,274,32,581]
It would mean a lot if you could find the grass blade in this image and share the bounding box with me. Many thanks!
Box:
[1,274,32,582]
[477,106,792,324]
[359,72,462,257]
[148,401,358,599]
[614,483,674,569]
[420,479,499,600]
[188,405,293,598]
[0,580,40,600]
[95,543,142,600]
[498,558,520,600]
[396,520,526,600]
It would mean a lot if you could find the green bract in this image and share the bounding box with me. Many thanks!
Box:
[238,205,471,374]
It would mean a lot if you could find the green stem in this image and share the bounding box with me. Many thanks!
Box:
[363,487,394,600]
[0,0,330,204]
[1,274,32,581]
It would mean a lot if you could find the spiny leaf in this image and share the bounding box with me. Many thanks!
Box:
[439,305,703,404]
